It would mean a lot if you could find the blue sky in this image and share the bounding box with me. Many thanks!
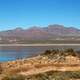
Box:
[0,0,80,31]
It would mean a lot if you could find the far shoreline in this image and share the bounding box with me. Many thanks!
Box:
[0,44,80,46]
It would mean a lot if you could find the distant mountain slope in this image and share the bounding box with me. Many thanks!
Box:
[0,24,80,40]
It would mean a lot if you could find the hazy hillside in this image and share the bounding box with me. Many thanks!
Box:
[0,24,80,39]
[0,24,80,43]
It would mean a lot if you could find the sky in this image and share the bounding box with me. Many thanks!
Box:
[0,0,80,31]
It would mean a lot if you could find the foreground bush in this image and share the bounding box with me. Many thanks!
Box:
[2,75,25,80]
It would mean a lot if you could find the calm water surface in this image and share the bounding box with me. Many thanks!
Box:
[0,45,80,62]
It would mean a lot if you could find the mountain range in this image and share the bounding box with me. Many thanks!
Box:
[0,24,80,40]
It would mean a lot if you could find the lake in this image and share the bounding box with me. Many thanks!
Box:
[0,44,80,62]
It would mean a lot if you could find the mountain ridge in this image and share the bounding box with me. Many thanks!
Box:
[0,24,80,41]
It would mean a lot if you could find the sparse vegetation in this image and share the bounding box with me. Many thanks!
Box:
[1,71,80,80]
[0,63,3,74]
[2,75,25,80]
[0,48,80,80]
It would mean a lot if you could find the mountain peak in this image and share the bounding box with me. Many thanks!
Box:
[14,27,23,31]
[48,24,64,28]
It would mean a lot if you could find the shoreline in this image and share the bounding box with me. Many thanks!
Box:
[0,44,80,46]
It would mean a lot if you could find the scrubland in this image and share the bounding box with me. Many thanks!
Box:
[0,48,80,80]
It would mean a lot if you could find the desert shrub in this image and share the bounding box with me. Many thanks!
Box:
[2,75,25,80]
[0,63,2,74]
[69,71,80,78]
[64,48,77,56]
[2,76,10,80]
[25,71,80,80]
[42,50,51,56]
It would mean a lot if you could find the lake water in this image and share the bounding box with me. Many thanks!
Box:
[0,45,80,62]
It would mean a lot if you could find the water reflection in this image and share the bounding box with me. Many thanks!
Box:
[0,46,80,62]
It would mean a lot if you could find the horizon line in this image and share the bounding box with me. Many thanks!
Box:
[0,24,80,31]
